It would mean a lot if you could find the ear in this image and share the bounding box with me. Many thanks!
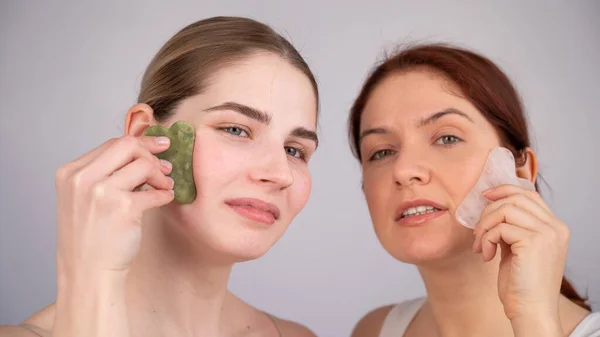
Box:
[124,103,156,136]
[516,147,538,185]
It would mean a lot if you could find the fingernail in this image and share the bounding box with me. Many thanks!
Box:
[167,177,175,187]
[156,136,170,145]
[160,159,172,169]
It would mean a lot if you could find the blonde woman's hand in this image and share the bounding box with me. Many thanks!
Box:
[52,135,174,337]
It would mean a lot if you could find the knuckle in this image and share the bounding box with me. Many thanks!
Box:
[512,193,527,203]
[562,224,571,239]
[481,202,494,214]
[91,182,107,199]
[140,157,155,173]
[55,164,73,184]
[105,137,119,146]
[120,135,139,149]
[492,223,508,237]
[527,189,542,201]
[546,227,559,241]
[556,222,570,240]
[147,153,160,166]
[71,169,89,189]
[529,233,540,245]
[119,194,134,211]
[499,203,513,213]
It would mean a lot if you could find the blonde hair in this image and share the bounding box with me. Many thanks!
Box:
[138,16,318,122]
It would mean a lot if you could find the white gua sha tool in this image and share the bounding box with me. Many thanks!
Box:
[455,147,535,229]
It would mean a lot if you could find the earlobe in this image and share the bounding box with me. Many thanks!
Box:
[124,103,156,136]
[515,147,538,185]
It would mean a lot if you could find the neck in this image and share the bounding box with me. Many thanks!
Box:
[417,251,514,337]
[125,211,234,337]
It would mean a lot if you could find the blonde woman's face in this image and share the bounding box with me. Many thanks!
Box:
[162,53,318,262]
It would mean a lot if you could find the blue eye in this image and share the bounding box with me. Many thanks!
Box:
[369,149,396,161]
[222,126,249,137]
[286,147,298,157]
[435,135,461,145]
[285,146,307,161]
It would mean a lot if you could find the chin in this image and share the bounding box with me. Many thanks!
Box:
[162,203,283,263]
[217,232,278,262]
[386,238,458,265]
[375,219,473,266]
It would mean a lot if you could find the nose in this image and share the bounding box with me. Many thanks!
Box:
[249,150,294,189]
[393,148,431,188]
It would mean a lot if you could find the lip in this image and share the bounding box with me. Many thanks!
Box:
[224,197,281,225]
[394,198,448,227]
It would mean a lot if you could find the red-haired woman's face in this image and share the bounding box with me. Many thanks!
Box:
[359,69,505,265]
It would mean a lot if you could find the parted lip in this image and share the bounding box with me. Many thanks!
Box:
[224,197,281,220]
[394,198,447,221]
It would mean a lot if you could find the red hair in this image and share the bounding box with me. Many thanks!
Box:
[348,43,590,310]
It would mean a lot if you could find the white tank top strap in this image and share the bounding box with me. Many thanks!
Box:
[378,297,426,337]
[569,311,600,337]
[378,299,600,337]
[18,323,50,337]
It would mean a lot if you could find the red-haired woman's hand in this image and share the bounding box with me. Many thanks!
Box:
[472,184,569,337]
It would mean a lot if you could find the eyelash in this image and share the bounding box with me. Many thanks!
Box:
[368,149,396,161]
[367,134,463,162]
[220,125,250,138]
[434,134,463,147]
[219,125,308,162]
[285,146,308,161]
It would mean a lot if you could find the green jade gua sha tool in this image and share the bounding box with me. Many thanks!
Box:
[143,121,197,203]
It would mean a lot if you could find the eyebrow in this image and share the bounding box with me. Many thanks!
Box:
[204,101,271,124]
[359,127,388,143]
[418,108,474,127]
[359,108,474,143]
[205,101,319,148]
[291,126,319,149]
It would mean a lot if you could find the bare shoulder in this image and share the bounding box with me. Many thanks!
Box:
[21,302,56,330]
[0,326,38,337]
[559,295,593,335]
[350,304,395,337]
[275,318,318,337]
[0,302,56,337]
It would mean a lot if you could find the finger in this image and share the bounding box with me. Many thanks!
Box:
[480,223,531,262]
[480,193,554,227]
[473,204,545,252]
[483,184,551,213]
[105,157,174,191]
[88,135,170,179]
[131,189,175,211]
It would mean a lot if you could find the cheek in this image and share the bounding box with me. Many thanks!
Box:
[439,147,495,208]
[362,168,391,214]
[191,132,246,194]
[288,168,312,213]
